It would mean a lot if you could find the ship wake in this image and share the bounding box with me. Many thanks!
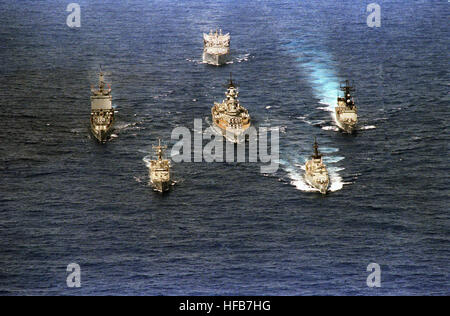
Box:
[284,41,344,132]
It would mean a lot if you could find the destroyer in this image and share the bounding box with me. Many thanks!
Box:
[335,80,357,133]
[305,138,330,194]
[211,74,251,143]
[149,139,172,193]
[90,70,114,142]
[203,29,230,66]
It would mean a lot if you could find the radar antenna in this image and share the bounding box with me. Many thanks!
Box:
[340,80,355,109]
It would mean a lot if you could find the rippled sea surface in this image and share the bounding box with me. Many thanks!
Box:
[0,0,448,295]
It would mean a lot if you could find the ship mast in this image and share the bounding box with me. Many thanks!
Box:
[228,72,235,88]
[312,137,322,159]
[153,139,167,161]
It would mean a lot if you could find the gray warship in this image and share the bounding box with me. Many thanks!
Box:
[335,80,358,133]
[211,74,251,143]
[304,139,330,195]
[90,70,114,142]
[203,29,230,66]
[149,139,172,193]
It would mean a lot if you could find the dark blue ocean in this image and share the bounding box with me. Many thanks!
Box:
[0,0,448,295]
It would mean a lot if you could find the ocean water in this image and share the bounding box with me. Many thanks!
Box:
[0,0,448,295]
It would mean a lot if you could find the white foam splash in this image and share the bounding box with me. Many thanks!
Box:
[186,58,203,65]
[320,147,339,154]
[359,125,376,130]
[321,125,339,132]
[142,155,152,168]
[282,161,318,192]
[115,122,138,130]
[235,53,251,63]
[328,167,345,192]
[323,156,345,164]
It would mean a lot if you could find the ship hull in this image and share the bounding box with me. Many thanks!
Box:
[305,173,329,195]
[151,180,171,193]
[336,119,357,134]
[90,112,115,143]
[335,110,357,134]
[203,52,230,66]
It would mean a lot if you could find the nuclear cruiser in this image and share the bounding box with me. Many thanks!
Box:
[335,80,358,133]
[90,70,114,142]
[148,139,172,193]
[211,74,251,143]
[305,139,330,195]
[203,29,230,66]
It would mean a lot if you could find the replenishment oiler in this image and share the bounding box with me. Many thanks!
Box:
[90,70,114,142]
[304,138,330,195]
[335,80,358,133]
[211,74,251,143]
[149,139,172,193]
[203,29,230,66]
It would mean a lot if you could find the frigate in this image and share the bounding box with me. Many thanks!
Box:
[90,70,114,142]
[203,29,230,66]
[335,80,357,133]
[149,139,172,193]
[304,138,330,195]
[211,74,251,143]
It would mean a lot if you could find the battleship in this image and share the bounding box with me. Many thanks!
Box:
[304,139,330,195]
[148,139,172,193]
[335,80,358,133]
[90,70,114,142]
[211,74,251,143]
[203,29,230,66]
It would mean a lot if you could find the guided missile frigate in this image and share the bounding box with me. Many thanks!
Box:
[335,80,358,133]
[304,138,330,195]
[90,70,114,142]
[148,139,172,193]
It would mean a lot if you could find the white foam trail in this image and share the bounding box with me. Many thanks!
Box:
[115,122,139,130]
[322,125,339,132]
[186,58,203,65]
[142,155,152,168]
[235,53,251,63]
[320,147,339,154]
[70,128,85,133]
[359,125,376,130]
[285,42,342,128]
[328,168,345,192]
[323,156,345,164]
